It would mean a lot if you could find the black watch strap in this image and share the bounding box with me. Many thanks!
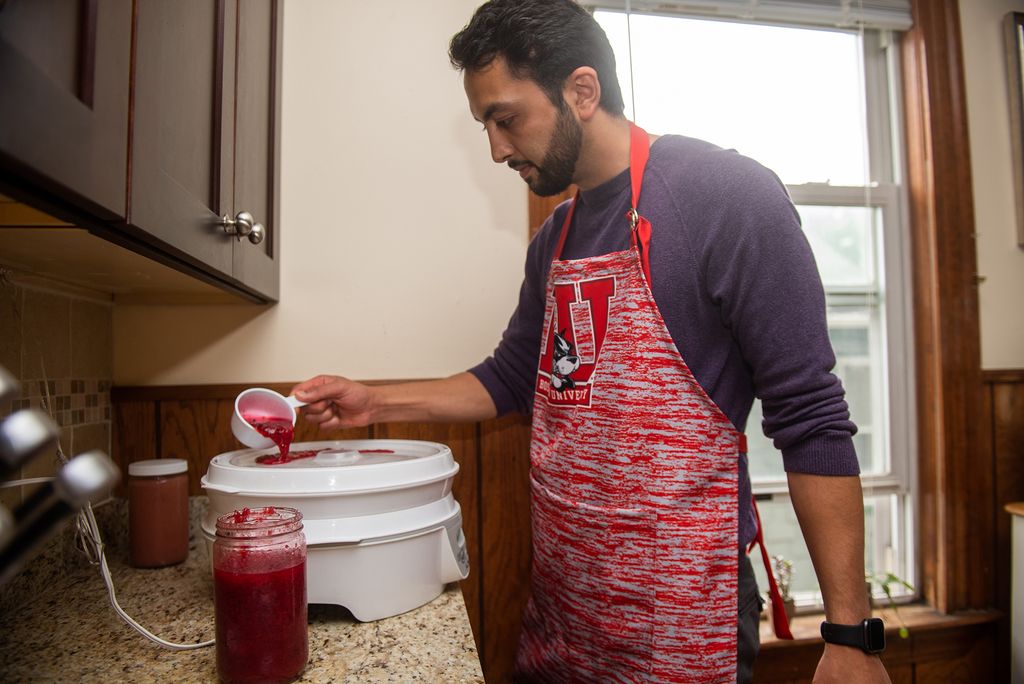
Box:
[820,617,885,654]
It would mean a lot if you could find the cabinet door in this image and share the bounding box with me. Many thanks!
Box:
[129,0,234,279]
[130,0,279,301]
[231,0,281,300]
[0,0,131,220]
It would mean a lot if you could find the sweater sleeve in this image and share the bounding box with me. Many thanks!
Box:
[698,153,860,475]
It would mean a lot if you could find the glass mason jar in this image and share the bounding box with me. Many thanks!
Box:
[213,507,308,684]
[128,458,189,568]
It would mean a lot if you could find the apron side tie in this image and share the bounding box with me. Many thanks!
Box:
[748,494,794,639]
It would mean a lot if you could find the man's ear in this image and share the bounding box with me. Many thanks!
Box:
[564,66,601,120]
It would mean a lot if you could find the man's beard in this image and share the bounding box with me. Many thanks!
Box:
[527,102,582,197]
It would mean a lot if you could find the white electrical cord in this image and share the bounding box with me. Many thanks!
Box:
[75,500,215,650]
[3,482,216,650]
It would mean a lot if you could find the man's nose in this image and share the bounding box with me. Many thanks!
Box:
[487,129,514,163]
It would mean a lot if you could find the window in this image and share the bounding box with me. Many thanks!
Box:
[593,7,916,610]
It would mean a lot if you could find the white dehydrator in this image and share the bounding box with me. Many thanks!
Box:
[201,439,469,622]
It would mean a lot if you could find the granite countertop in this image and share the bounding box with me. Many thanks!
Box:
[0,500,484,683]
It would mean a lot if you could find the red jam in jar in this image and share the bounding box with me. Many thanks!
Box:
[213,506,308,684]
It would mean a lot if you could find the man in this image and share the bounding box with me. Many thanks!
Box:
[294,1,891,681]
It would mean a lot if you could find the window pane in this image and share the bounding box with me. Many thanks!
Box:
[797,205,877,289]
[828,306,887,475]
[751,496,816,597]
[748,303,887,480]
[594,11,869,185]
[747,400,783,481]
[751,493,912,606]
[829,326,870,357]
[748,202,886,480]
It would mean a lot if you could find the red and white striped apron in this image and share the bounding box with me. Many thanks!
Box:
[515,123,787,683]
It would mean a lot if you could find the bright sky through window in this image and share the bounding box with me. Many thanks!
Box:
[595,12,869,186]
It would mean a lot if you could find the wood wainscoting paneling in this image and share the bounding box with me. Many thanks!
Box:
[986,369,1024,680]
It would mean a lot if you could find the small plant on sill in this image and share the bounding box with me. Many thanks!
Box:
[866,571,915,638]
[772,555,796,620]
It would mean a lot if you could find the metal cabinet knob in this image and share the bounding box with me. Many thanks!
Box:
[248,222,265,245]
[220,211,265,245]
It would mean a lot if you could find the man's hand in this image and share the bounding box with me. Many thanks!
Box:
[291,375,375,431]
[814,644,891,683]
[291,372,497,429]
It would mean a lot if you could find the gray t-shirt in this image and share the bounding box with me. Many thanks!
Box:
[469,133,859,547]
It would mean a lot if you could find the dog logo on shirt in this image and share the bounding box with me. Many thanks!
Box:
[536,276,617,407]
[550,331,581,391]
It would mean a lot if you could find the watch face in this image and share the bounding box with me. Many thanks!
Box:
[864,618,886,652]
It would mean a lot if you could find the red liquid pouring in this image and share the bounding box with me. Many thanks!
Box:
[245,411,400,466]
[244,415,295,463]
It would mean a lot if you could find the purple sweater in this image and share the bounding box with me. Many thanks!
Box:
[469,134,859,547]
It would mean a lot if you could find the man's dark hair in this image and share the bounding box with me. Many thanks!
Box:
[449,0,626,116]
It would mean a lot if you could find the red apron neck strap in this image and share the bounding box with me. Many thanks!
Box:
[554,122,652,263]
[629,122,649,210]
[627,123,653,285]
[553,191,579,261]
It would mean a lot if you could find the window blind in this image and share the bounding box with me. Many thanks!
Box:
[587,1,913,31]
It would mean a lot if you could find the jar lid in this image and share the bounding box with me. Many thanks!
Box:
[129,458,188,477]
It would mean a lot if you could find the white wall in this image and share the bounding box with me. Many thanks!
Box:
[113,0,528,384]
[960,0,1024,370]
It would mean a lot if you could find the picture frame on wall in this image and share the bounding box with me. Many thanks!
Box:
[1005,11,1024,249]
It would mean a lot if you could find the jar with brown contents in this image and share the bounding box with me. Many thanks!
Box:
[128,459,189,567]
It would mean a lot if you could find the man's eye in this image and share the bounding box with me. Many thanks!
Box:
[496,117,514,129]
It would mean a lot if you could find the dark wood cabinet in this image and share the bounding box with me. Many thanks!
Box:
[0,0,281,302]
[130,0,280,300]
[231,0,281,296]
[0,0,131,221]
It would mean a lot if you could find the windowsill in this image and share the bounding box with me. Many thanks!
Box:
[758,603,1002,649]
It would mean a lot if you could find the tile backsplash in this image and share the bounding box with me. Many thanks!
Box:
[7,378,112,427]
[0,273,113,509]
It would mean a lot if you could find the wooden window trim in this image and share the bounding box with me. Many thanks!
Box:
[901,0,986,614]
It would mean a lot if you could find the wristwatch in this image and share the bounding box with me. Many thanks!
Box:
[820,617,886,654]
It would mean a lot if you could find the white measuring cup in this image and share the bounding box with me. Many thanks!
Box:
[231,388,307,449]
